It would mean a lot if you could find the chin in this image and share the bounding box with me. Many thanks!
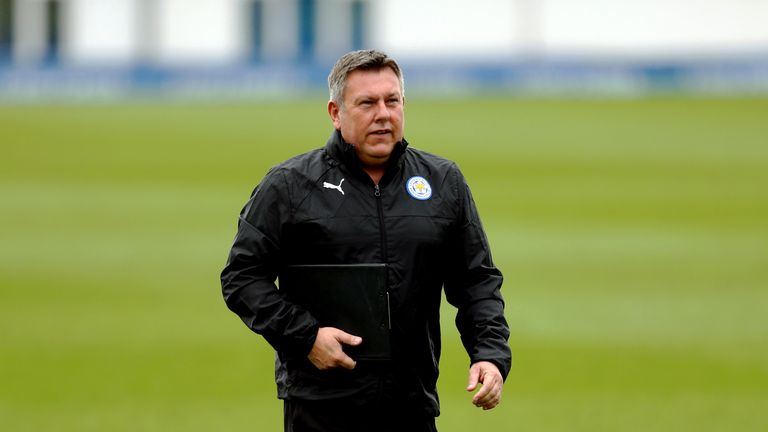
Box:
[369,144,396,156]
[366,138,396,148]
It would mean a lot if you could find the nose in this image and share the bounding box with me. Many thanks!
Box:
[374,100,390,122]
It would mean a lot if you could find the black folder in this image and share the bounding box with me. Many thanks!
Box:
[279,264,390,360]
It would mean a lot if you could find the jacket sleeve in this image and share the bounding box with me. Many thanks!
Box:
[443,164,512,380]
[220,168,319,357]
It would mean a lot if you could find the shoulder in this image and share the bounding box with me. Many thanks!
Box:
[260,148,330,187]
[403,147,460,175]
[246,148,328,205]
[403,147,464,191]
[273,148,328,175]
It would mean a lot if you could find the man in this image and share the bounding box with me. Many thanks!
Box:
[221,49,510,431]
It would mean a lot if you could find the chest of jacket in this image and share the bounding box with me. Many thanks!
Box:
[282,164,458,268]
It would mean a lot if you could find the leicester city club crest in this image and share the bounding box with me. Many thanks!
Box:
[406,176,432,200]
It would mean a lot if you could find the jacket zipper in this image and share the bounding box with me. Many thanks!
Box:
[374,183,392,396]
[374,184,392,331]
[374,184,388,262]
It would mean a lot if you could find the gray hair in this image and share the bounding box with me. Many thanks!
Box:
[328,49,405,104]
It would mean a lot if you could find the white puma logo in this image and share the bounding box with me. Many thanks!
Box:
[322,178,345,195]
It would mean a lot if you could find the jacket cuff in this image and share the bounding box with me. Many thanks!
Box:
[298,324,320,358]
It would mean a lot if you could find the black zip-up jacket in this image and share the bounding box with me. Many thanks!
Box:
[221,130,511,416]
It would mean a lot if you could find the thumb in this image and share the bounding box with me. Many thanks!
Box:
[334,329,362,346]
[467,364,481,392]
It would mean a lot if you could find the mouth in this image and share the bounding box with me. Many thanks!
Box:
[369,129,391,136]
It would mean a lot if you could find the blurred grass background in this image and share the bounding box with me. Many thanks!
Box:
[1,97,767,431]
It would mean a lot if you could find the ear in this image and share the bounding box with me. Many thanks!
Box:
[328,100,341,129]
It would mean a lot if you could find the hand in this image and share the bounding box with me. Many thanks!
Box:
[466,361,504,410]
[307,327,362,370]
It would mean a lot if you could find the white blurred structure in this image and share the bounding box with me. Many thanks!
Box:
[1,0,767,67]
[1,0,767,97]
[2,0,371,66]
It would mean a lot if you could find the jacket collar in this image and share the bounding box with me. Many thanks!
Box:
[324,129,409,173]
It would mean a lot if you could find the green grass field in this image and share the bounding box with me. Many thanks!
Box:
[1,97,767,431]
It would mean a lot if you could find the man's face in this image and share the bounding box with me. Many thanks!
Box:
[328,68,404,169]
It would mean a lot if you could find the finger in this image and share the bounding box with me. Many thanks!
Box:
[472,380,492,405]
[466,365,481,391]
[335,329,362,346]
[473,386,498,407]
[474,391,499,409]
[471,371,499,401]
[481,395,500,410]
[337,352,357,370]
[483,389,502,410]
[473,378,502,408]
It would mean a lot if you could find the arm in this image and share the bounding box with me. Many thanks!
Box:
[443,165,512,407]
[220,168,319,357]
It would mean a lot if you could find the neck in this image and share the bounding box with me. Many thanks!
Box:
[355,152,390,185]
[363,166,386,185]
